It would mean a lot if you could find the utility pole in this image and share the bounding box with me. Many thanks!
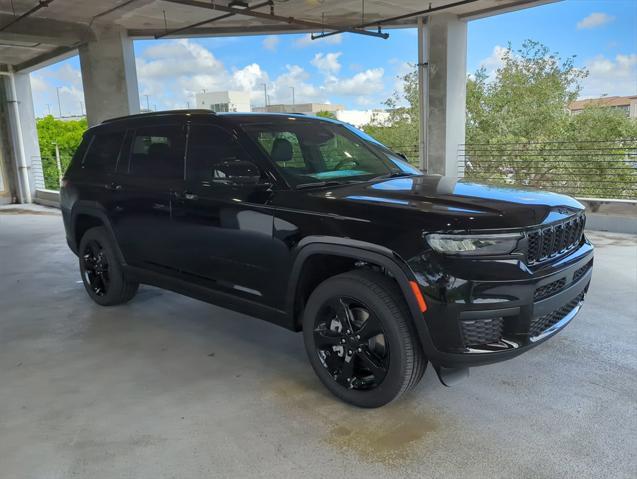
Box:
[262,83,268,108]
[291,86,295,105]
[56,87,62,117]
[144,94,150,111]
[186,101,190,109]
[79,101,84,116]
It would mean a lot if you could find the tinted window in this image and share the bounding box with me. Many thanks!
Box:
[129,124,186,179]
[82,131,125,172]
[187,124,255,182]
[243,122,416,186]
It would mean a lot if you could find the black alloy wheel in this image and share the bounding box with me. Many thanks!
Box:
[82,239,110,297]
[313,297,389,390]
[78,226,139,306]
[303,269,426,408]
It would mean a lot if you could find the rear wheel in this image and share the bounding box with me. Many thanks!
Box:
[79,226,138,306]
[302,269,426,408]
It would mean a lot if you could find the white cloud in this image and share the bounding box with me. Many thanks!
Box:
[579,53,637,98]
[262,35,279,51]
[310,52,342,75]
[478,45,508,80]
[325,68,384,96]
[294,33,343,48]
[30,39,391,115]
[577,12,615,30]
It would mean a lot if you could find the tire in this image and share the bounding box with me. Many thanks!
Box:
[302,269,426,408]
[78,226,139,306]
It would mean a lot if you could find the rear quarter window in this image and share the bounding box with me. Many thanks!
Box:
[82,130,125,173]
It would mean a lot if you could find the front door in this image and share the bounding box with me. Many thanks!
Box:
[171,122,281,306]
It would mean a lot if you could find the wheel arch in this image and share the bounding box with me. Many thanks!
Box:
[286,238,425,334]
[70,202,126,265]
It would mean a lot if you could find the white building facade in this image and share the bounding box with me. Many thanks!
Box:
[195,91,251,113]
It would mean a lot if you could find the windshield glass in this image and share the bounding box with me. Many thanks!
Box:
[241,120,420,187]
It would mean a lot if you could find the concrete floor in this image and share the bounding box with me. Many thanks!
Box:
[1,207,636,479]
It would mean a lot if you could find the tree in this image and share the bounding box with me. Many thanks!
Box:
[368,39,637,198]
[316,110,337,119]
[36,115,87,189]
[362,69,419,164]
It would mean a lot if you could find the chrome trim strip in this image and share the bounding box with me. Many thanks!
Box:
[530,301,583,343]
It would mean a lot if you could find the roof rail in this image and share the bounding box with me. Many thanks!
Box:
[101,109,215,124]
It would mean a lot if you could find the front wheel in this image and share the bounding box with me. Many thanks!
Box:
[302,269,426,408]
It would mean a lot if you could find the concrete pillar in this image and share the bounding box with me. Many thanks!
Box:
[79,27,140,126]
[426,14,467,177]
[0,70,41,203]
[13,72,43,193]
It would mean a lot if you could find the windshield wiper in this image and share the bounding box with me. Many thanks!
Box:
[375,170,417,179]
[295,180,352,190]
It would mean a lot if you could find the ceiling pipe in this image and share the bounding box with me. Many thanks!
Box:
[155,0,273,39]
[0,0,55,33]
[163,0,389,39]
[311,0,480,40]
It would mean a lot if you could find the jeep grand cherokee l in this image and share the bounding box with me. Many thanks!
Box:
[60,110,593,408]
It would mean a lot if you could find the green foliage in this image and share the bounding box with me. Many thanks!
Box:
[316,110,337,119]
[362,68,419,165]
[364,40,637,199]
[36,115,87,189]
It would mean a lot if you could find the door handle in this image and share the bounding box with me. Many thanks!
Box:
[172,190,198,201]
[105,182,122,191]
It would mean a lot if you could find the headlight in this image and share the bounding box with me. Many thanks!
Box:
[426,233,522,256]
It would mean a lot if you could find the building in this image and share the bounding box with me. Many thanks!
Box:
[336,109,391,128]
[195,91,251,113]
[253,103,343,115]
[568,95,637,119]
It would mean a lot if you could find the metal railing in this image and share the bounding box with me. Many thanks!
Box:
[378,139,637,200]
[458,139,637,200]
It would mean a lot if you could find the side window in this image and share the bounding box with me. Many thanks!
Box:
[319,132,378,170]
[82,131,125,173]
[187,124,257,183]
[254,131,306,170]
[129,124,186,179]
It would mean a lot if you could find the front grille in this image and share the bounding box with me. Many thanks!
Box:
[527,214,585,264]
[573,259,593,283]
[534,277,567,301]
[529,291,585,337]
[460,317,504,348]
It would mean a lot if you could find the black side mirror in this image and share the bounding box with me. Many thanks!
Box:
[212,160,263,185]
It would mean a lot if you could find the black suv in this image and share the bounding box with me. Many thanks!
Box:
[61,110,593,408]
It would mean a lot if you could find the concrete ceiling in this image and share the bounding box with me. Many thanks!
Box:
[0,0,557,71]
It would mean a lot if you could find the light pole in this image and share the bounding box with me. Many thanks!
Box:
[79,101,84,116]
[56,87,62,117]
[46,104,51,116]
[262,83,268,108]
[144,94,150,111]
[291,86,295,105]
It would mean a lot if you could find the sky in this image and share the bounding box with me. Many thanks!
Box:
[30,0,637,118]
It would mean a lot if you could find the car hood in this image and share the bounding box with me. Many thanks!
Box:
[305,175,585,230]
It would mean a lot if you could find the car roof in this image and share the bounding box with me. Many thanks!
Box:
[94,110,342,132]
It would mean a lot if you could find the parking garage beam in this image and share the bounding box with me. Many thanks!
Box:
[79,27,140,126]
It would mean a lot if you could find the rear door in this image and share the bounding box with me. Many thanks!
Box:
[111,122,187,272]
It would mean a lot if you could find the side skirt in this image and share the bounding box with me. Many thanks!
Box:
[124,266,292,330]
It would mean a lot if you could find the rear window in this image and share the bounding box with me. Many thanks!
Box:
[128,124,186,179]
[82,131,125,172]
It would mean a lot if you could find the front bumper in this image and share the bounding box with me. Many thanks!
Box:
[407,239,594,368]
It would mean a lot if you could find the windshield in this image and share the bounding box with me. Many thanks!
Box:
[241,120,420,187]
